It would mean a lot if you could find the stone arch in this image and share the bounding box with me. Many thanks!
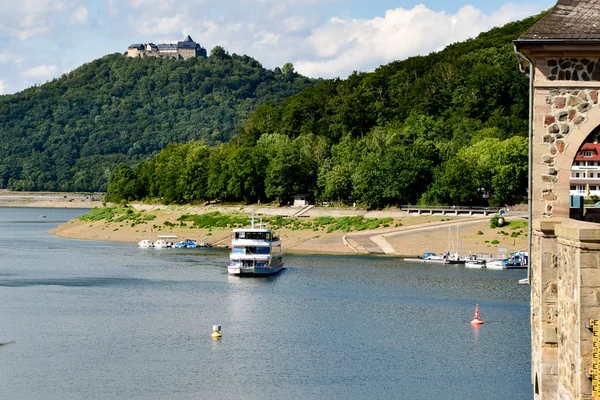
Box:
[541,95,600,218]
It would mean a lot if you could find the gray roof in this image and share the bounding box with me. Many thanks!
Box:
[517,0,600,41]
[128,44,144,50]
[157,43,178,51]
[183,35,194,42]
[178,41,198,49]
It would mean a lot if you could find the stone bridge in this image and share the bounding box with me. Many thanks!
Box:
[515,2,600,398]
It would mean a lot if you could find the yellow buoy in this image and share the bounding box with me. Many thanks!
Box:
[212,325,222,339]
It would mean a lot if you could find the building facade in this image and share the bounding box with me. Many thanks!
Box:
[127,35,207,60]
[570,142,600,198]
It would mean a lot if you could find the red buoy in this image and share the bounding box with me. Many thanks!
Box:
[471,303,484,325]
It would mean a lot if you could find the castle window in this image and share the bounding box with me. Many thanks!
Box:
[583,150,594,157]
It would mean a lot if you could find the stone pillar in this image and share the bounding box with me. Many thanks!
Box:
[554,220,600,399]
[532,220,560,399]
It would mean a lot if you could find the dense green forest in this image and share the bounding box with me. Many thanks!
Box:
[107,13,543,208]
[0,48,316,191]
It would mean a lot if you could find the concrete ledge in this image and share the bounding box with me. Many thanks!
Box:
[555,220,600,245]
[534,219,564,236]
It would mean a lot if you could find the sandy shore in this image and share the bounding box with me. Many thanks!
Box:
[48,204,528,257]
[0,190,527,256]
[0,190,104,208]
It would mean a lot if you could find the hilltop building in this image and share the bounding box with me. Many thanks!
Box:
[570,142,600,198]
[127,35,207,60]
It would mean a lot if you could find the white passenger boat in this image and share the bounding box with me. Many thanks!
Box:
[228,216,284,276]
[154,235,177,248]
[138,239,154,248]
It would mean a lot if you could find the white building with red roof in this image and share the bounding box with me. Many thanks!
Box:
[570,142,600,197]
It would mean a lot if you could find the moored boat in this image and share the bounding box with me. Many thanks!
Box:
[404,252,446,263]
[228,216,284,276]
[138,239,154,248]
[486,252,528,270]
[176,239,197,248]
[465,259,486,269]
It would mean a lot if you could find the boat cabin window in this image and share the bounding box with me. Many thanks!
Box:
[244,247,270,255]
[235,231,271,240]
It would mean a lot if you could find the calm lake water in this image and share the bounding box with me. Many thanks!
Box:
[0,208,531,399]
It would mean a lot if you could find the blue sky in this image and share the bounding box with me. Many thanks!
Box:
[0,0,555,95]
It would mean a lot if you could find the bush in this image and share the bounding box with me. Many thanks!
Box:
[490,214,505,228]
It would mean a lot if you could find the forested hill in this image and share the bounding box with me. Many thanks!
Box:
[0,50,316,191]
[107,12,545,208]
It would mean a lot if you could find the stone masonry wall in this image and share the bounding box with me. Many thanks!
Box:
[532,223,560,399]
[556,232,580,399]
[539,89,600,218]
[554,221,600,400]
[546,58,600,82]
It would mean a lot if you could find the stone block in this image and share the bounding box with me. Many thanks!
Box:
[557,223,600,244]
[545,325,559,343]
[580,253,599,269]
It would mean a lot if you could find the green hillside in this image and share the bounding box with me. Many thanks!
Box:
[108,12,546,208]
[0,50,316,191]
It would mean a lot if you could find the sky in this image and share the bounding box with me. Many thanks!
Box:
[0,0,556,95]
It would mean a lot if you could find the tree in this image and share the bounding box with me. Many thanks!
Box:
[282,62,295,76]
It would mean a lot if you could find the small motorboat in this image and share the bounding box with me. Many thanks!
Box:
[465,259,486,269]
[138,239,154,248]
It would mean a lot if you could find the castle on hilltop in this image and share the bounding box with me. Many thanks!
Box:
[127,35,207,60]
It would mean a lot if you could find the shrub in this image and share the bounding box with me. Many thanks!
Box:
[491,239,500,244]
[490,214,506,229]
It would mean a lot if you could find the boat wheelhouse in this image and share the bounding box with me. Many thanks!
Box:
[228,218,284,276]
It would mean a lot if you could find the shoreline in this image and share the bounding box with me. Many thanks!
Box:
[48,205,528,257]
[0,190,528,257]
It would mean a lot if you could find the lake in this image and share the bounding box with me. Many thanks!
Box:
[0,208,531,399]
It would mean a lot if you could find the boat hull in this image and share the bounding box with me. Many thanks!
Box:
[465,261,486,269]
[445,259,466,265]
[228,264,285,276]
[403,258,445,263]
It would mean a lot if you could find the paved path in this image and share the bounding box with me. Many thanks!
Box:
[343,213,526,255]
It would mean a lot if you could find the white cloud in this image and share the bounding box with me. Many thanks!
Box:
[0,0,72,40]
[134,14,186,35]
[0,53,24,64]
[281,16,311,33]
[20,65,58,79]
[255,32,279,46]
[0,80,5,95]
[70,6,88,24]
[292,3,542,78]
